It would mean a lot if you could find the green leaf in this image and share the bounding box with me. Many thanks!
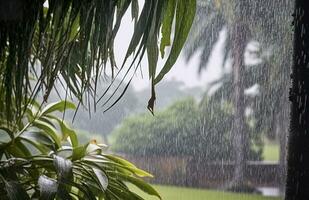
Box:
[21,131,54,146]
[124,0,152,61]
[92,168,108,191]
[85,155,153,178]
[53,155,73,181]
[20,132,53,153]
[71,145,86,161]
[131,0,139,25]
[155,0,196,84]
[4,180,30,200]
[32,119,61,148]
[159,0,177,58]
[6,142,29,158]
[103,154,135,167]
[117,173,161,199]
[38,175,58,200]
[41,101,76,116]
[69,13,80,42]
[49,115,78,148]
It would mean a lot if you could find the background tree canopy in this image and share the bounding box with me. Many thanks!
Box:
[110,97,263,161]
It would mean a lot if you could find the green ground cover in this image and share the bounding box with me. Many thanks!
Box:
[131,185,281,200]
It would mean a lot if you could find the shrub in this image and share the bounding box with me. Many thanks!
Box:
[110,97,263,162]
[0,101,160,199]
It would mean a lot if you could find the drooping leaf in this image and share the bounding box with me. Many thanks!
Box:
[49,115,78,148]
[32,119,61,148]
[159,0,177,58]
[53,155,73,181]
[155,0,196,84]
[116,173,161,199]
[41,101,76,116]
[131,0,139,25]
[69,13,80,42]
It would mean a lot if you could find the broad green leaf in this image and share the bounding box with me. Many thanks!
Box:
[155,0,196,84]
[49,115,78,148]
[71,145,86,161]
[103,154,137,169]
[41,101,76,116]
[20,137,50,154]
[38,175,58,200]
[32,119,61,148]
[53,155,73,181]
[85,155,153,178]
[0,127,14,142]
[21,131,54,146]
[92,168,108,190]
[6,142,28,158]
[117,173,161,199]
[108,184,144,200]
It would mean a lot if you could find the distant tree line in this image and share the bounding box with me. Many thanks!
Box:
[110,97,263,162]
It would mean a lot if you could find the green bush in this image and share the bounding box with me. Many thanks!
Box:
[0,101,160,199]
[110,97,263,161]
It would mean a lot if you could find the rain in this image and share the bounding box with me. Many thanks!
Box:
[65,0,294,199]
[1,0,307,199]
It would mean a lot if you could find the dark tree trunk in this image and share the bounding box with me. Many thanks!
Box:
[230,21,250,188]
[285,0,309,199]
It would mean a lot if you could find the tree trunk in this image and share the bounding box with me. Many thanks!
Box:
[230,21,250,188]
[285,0,309,199]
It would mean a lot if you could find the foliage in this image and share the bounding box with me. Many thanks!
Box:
[185,0,293,139]
[63,80,139,137]
[0,101,160,199]
[110,97,263,161]
[0,0,196,121]
[0,1,198,199]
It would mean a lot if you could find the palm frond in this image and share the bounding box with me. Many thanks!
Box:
[0,0,196,121]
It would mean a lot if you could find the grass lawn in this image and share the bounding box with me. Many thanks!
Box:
[263,142,279,161]
[131,185,281,200]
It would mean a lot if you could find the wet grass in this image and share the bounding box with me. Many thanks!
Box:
[131,185,281,200]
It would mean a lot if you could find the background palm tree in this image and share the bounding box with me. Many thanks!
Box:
[185,0,293,190]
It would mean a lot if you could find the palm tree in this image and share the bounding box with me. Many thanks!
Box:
[185,0,252,188]
[186,0,293,190]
